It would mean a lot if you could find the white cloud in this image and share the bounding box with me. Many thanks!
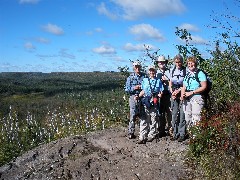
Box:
[190,35,209,45]
[95,27,103,32]
[97,2,118,20]
[36,37,50,44]
[42,23,64,35]
[19,0,40,4]
[99,0,186,20]
[59,49,75,59]
[86,27,103,36]
[178,35,209,45]
[123,43,157,52]
[24,42,36,50]
[129,24,165,41]
[92,45,116,54]
[178,23,199,32]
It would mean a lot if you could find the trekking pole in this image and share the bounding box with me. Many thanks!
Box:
[156,96,161,143]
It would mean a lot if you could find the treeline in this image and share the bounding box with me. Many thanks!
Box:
[0,72,122,96]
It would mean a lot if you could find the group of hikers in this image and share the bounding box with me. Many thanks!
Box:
[125,54,209,144]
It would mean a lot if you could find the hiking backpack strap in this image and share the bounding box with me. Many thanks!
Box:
[147,78,158,95]
[194,69,201,84]
[183,67,186,77]
[171,66,176,78]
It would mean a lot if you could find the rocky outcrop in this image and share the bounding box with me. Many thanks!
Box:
[0,126,199,180]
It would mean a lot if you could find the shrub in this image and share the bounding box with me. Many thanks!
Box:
[188,102,240,179]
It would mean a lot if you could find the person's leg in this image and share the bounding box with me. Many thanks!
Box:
[183,98,192,130]
[159,94,167,135]
[191,96,204,125]
[165,94,172,131]
[178,101,187,141]
[171,98,179,139]
[128,95,136,137]
[148,107,158,140]
[138,106,149,143]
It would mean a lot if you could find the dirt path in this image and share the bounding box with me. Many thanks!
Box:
[0,126,201,180]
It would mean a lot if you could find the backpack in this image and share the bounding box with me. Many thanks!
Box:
[171,66,187,79]
[194,69,212,96]
[193,69,212,108]
[171,66,186,91]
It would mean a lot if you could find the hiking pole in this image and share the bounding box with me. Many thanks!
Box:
[156,96,161,143]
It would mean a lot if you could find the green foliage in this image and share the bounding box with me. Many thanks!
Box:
[187,102,240,179]
[209,35,240,107]
[0,72,127,166]
[175,25,240,179]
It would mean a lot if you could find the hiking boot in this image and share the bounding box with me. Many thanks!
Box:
[168,127,174,137]
[178,136,185,142]
[170,135,178,141]
[185,133,190,139]
[147,136,155,142]
[183,139,190,145]
[137,139,146,144]
[158,132,167,138]
[128,134,136,139]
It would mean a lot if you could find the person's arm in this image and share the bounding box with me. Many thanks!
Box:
[192,81,207,94]
[138,90,145,98]
[170,79,182,98]
[181,84,186,100]
[194,71,207,94]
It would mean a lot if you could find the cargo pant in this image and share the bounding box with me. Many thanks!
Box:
[139,105,158,140]
[128,95,140,135]
[183,95,204,128]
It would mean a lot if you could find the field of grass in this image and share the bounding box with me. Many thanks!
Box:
[0,72,128,165]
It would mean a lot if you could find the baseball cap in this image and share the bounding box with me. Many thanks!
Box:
[132,61,141,66]
[148,65,156,71]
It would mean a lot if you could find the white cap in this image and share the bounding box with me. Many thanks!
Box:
[156,55,166,62]
[132,61,141,66]
[148,65,156,71]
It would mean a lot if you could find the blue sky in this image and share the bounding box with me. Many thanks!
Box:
[0,0,239,72]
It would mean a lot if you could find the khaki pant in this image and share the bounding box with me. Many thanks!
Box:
[139,106,158,140]
[183,95,204,128]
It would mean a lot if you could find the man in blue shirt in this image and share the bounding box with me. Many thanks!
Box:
[125,61,146,139]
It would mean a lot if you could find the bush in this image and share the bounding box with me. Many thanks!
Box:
[188,102,240,179]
